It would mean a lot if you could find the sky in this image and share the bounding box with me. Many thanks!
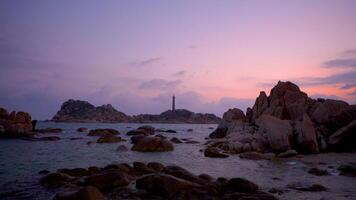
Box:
[0,0,356,119]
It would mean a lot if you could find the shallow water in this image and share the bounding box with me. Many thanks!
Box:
[0,122,355,200]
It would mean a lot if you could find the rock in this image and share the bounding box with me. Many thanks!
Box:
[187,129,193,132]
[126,129,150,136]
[338,163,356,177]
[209,127,227,139]
[131,136,174,152]
[58,168,91,177]
[136,174,201,197]
[35,128,63,133]
[52,99,130,123]
[242,143,252,152]
[256,114,293,153]
[239,152,275,160]
[40,172,72,187]
[185,140,199,144]
[0,108,33,138]
[165,129,177,133]
[295,113,319,153]
[147,162,165,172]
[163,165,202,184]
[198,174,213,182]
[96,135,124,143]
[327,119,356,151]
[287,182,327,192]
[53,186,104,200]
[204,147,229,158]
[133,162,155,175]
[31,120,37,131]
[69,137,83,140]
[170,137,183,143]
[137,125,155,135]
[227,178,259,193]
[88,129,120,137]
[84,170,131,190]
[310,99,349,125]
[77,127,88,132]
[130,135,145,144]
[155,134,167,139]
[251,91,269,122]
[222,108,246,122]
[116,145,129,152]
[308,168,330,176]
[277,149,298,158]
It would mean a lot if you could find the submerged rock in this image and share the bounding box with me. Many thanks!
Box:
[308,168,330,176]
[338,163,356,177]
[287,182,328,192]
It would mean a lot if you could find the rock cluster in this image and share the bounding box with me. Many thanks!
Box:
[0,107,33,138]
[40,162,277,200]
[206,81,356,157]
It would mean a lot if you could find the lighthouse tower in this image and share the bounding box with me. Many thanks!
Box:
[172,95,176,111]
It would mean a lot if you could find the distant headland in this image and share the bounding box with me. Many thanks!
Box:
[51,96,222,124]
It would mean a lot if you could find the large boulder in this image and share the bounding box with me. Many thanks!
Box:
[209,108,247,138]
[96,135,124,143]
[84,170,131,190]
[0,107,33,138]
[294,113,319,153]
[204,147,229,158]
[131,136,174,152]
[251,91,269,122]
[309,99,349,125]
[256,114,292,153]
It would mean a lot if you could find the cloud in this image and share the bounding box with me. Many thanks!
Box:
[322,58,356,68]
[342,49,356,56]
[340,83,356,90]
[298,71,356,87]
[128,57,161,67]
[139,79,182,91]
[172,70,186,77]
[348,90,356,96]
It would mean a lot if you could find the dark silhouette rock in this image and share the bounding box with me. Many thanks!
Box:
[52,99,130,123]
[84,170,131,190]
[0,107,33,138]
[58,168,91,177]
[308,168,330,176]
[40,172,72,188]
[227,178,259,193]
[338,163,356,177]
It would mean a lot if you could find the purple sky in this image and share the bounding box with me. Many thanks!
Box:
[1,0,356,119]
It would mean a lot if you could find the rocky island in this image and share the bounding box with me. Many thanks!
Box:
[51,99,221,124]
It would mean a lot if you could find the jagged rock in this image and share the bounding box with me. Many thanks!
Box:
[52,99,130,123]
[295,113,319,153]
[256,115,293,153]
[251,91,269,122]
[87,129,120,137]
[131,136,174,152]
[327,119,356,151]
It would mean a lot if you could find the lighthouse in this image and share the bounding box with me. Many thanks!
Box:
[172,95,176,111]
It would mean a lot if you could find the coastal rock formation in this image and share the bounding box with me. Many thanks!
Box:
[132,109,221,124]
[206,81,356,156]
[41,162,277,200]
[52,99,130,123]
[0,107,33,138]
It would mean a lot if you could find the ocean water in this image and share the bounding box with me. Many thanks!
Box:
[0,122,355,200]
